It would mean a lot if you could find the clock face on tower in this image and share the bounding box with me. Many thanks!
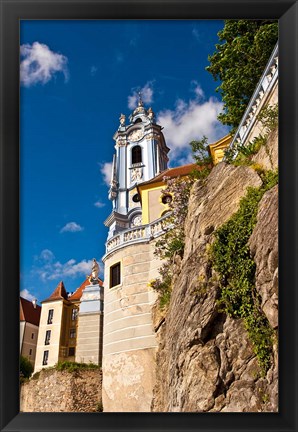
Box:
[131,215,142,227]
[128,128,143,142]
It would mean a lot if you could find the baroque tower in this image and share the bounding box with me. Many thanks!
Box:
[105,93,169,239]
[102,96,169,412]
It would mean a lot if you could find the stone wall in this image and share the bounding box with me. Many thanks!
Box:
[20,368,102,412]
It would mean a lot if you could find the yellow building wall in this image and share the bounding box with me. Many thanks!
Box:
[59,303,79,361]
[34,301,64,373]
[20,322,39,366]
[208,134,232,165]
[139,182,170,224]
[34,300,81,372]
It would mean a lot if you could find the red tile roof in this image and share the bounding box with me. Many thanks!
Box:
[20,297,41,326]
[68,277,104,301]
[139,163,202,186]
[42,281,69,303]
[68,278,89,301]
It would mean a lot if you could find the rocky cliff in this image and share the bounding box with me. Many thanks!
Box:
[151,131,278,412]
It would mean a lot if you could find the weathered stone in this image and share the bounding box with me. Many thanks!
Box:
[102,348,156,412]
[252,128,278,171]
[184,162,262,261]
[20,368,102,412]
[151,144,278,412]
[249,185,278,329]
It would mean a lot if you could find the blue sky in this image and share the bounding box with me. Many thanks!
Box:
[20,20,228,303]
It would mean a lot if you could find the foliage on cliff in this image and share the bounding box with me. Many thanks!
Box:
[149,137,215,308]
[149,176,193,308]
[211,170,278,374]
[206,20,278,130]
[189,136,213,179]
[55,361,100,372]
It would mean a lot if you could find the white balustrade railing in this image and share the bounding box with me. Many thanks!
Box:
[227,43,278,154]
[105,214,172,255]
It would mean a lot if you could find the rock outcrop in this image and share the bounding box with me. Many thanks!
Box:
[252,128,278,171]
[151,133,278,412]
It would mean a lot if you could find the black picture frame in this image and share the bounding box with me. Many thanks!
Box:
[0,1,297,431]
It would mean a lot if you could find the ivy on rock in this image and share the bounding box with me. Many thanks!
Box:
[211,170,278,374]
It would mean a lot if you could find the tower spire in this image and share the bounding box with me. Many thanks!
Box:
[138,91,143,107]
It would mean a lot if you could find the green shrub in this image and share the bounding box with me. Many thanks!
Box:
[189,136,213,179]
[20,355,33,379]
[20,376,29,384]
[55,361,100,373]
[148,263,173,309]
[151,175,194,309]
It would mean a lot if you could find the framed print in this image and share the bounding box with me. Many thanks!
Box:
[0,0,297,431]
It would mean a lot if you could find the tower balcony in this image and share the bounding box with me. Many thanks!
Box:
[103,213,172,258]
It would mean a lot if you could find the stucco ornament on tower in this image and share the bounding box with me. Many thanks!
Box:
[128,128,144,142]
[88,258,100,284]
[119,113,126,127]
[131,167,143,182]
[131,215,142,227]
[147,107,155,122]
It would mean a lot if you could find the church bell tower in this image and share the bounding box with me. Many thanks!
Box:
[105,93,169,239]
[102,94,170,412]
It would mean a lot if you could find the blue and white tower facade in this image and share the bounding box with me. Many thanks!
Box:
[102,96,170,412]
[105,94,169,239]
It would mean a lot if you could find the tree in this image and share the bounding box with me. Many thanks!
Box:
[206,20,278,130]
[189,136,213,179]
[20,355,33,379]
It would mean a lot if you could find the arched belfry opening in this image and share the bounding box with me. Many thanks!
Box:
[132,145,142,165]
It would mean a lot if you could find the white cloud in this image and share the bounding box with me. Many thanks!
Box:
[100,162,113,187]
[60,222,84,233]
[94,200,106,208]
[32,257,99,282]
[90,66,98,76]
[192,28,202,43]
[128,81,154,109]
[39,249,55,262]
[157,92,228,162]
[20,41,68,87]
[20,288,36,302]
[47,259,93,280]
[191,81,205,99]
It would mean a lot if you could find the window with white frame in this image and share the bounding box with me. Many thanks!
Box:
[45,330,51,345]
[47,309,54,324]
[42,350,49,365]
